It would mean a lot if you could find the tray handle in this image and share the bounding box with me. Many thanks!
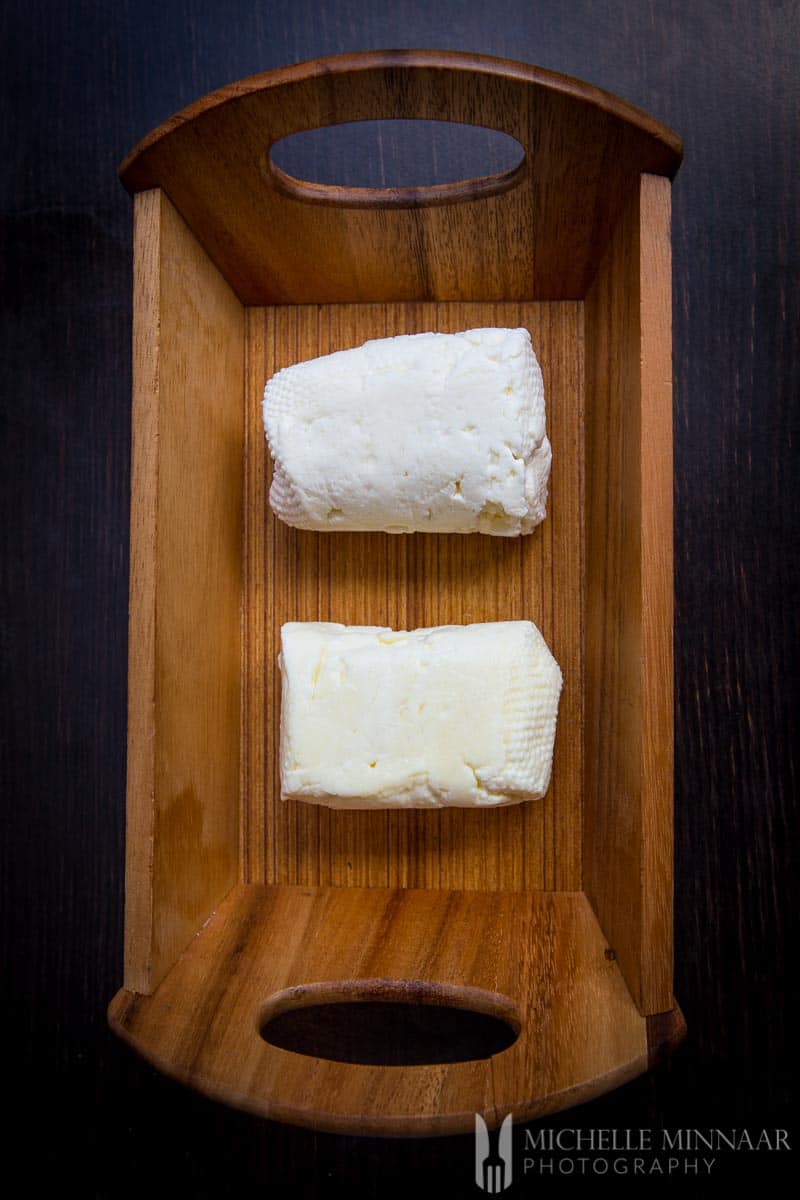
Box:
[266,138,527,210]
[119,52,682,303]
[260,55,531,209]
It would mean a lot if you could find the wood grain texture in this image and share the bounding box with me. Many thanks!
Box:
[118,51,681,305]
[243,301,583,892]
[583,174,673,1015]
[639,177,674,1009]
[646,1001,687,1070]
[124,190,244,993]
[109,883,648,1136]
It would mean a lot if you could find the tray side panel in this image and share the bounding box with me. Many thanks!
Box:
[109,884,648,1136]
[125,189,244,993]
[584,174,673,1014]
[242,301,583,891]
[119,54,681,305]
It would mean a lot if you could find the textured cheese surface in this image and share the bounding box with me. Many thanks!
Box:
[279,621,563,809]
[263,327,551,536]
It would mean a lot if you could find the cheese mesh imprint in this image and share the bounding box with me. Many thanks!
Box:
[263,327,551,536]
[279,621,563,809]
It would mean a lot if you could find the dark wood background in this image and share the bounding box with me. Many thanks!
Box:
[2,1,796,1193]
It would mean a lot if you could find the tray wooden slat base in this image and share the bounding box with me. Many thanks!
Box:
[243,300,583,893]
[109,883,651,1137]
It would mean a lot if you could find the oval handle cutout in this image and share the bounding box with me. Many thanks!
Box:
[259,980,519,1066]
[267,119,526,208]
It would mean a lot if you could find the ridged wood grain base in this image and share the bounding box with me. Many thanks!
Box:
[242,300,584,893]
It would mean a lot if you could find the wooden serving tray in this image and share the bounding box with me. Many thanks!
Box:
[108,51,685,1135]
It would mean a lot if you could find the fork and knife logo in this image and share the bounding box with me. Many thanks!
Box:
[475,1113,514,1192]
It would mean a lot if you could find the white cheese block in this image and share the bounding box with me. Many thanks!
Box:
[263,327,551,536]
[279,620,563,809]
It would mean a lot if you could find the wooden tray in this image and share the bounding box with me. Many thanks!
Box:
[108,50,685,1136]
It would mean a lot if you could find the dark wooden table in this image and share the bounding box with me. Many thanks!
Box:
[2,1,796,1193]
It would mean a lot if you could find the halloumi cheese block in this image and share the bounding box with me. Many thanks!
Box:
[278,620,563,809]
[263,327,551,536]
